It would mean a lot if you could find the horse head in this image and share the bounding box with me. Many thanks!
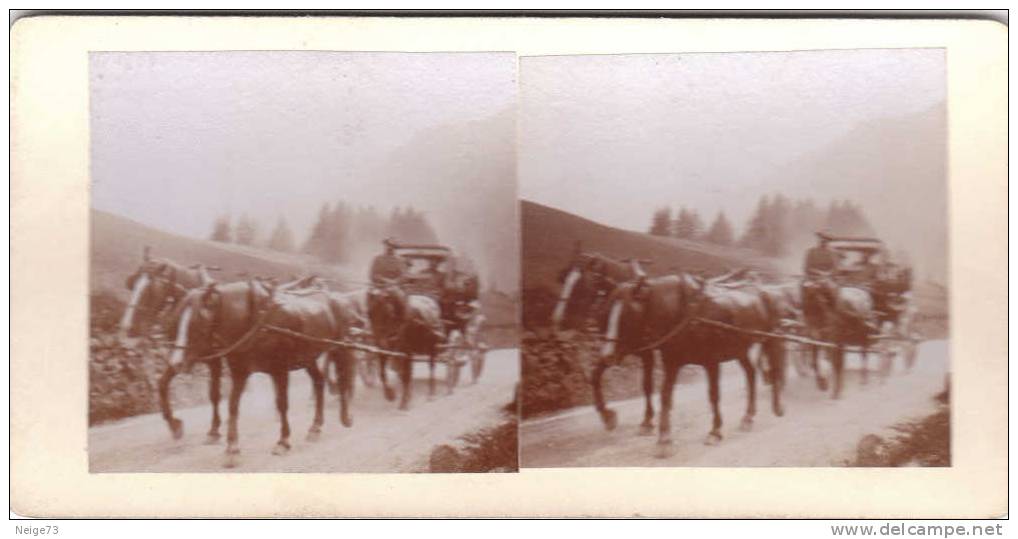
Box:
[120,251,188,339]
[551,252,636,332]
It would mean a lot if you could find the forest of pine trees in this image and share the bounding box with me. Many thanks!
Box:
[646,194,875,257]
[208,202,441,264]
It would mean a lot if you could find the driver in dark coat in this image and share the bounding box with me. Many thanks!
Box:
[803,232,839,277]
[370,238,407,286]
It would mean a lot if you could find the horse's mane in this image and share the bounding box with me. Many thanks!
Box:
[579,252,637,281]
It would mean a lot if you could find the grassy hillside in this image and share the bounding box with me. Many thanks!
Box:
[521,200,776,328]
[91,209,363,298]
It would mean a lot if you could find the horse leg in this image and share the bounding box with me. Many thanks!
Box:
[765,340,786,417]
[655,360,680,459]
[157,365,185,440]
[831,346,845,399]
[811,345,828,392]
[305,362,325,441]
[336,351,354,427]
[398,356,413,411]
[591,358,617,431]
[324,352,340,396]
[638,351,655,436]
[379,355,396,402]
[736,353,756,431]
[428,354,436,399]
[861,349,869,385]
[704,362,723,445]
[223,368,249,468]
[270,371,291,455]
[205,360,223,444]
[878,340,894,382]
[905,341,918,371]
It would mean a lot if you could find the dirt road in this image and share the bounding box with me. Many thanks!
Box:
[521,340,949,467]
[90,349,519,472]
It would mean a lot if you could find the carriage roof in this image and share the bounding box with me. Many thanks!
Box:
[394,244,452,260]
[824,235,886,254]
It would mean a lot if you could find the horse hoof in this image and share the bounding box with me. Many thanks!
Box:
[271,442,291,456]
[773,405,785,417]
[817,379,828,392]
[204,433,221,445]
[638,423,654,436]
[223,454,240,469]
[384,387,397,402]
[704,432,723,446]
[739,417,754,432]
[398,402,410,411]
[601,409,618,431]
[341,414,353,428]
[306,430,321,443]
[655,441,674,459]
[170,419,184,440]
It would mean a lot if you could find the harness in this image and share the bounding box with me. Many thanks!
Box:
[126,267,194,325]
[610,279,708,358]
[173,283,279,362]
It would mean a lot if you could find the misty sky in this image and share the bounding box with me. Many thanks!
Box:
[519,49,947,233]
[90,51,518,288]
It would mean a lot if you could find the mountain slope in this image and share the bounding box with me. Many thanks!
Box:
[521,200,776,327]
[91,209,359,298]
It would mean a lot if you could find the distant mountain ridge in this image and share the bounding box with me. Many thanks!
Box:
[766,103,948,282]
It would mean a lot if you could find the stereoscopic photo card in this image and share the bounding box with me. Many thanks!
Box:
[10,15,1007,518]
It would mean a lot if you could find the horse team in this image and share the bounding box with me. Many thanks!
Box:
[550,246,917,458]
[117,247,456,468]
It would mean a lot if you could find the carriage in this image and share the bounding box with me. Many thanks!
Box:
[358,243,488,391]
[793,234,919,384]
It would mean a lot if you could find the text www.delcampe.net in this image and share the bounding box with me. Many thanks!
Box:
[831,523,1004,537]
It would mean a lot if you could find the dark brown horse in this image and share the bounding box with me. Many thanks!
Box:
[551,251,662,434]
[801,269,921,398]
[598,274,786,457]
[118,247,216,340]
[162,280,356,467]
[366,285,446,409]
[801,272,890,398]
[119,247,228,446]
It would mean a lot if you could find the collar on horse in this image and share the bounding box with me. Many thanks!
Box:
[173,281,279,362]
[606,275,708,358]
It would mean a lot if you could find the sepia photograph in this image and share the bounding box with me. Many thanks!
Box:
[10,14,1006,519]
[519,49,950,467]
[87,51,520,472]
